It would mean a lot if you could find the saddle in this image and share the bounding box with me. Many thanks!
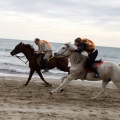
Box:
[85,59,103,73]
[37,53,53,66]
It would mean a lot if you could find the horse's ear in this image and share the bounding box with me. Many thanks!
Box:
[65,42,71,46]
[20,42,22,45]
[21,42,24,45]
[19,42,24,46]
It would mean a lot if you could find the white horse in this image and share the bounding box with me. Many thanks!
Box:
[50,43,120,99]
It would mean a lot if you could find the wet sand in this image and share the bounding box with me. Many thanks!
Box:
[0,76,120,120]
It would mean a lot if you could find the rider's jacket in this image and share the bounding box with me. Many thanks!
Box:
[40,40,51,48]
[75,38,96,55]
[36,40,52,54]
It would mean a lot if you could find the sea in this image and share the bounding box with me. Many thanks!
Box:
[0,38,120,79]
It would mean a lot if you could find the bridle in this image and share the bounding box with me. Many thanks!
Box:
[57,44,82,64]
[57,44,72,57]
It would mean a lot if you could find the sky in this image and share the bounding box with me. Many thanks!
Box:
[0,0,120,47]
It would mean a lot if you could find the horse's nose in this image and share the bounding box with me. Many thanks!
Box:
[54,53,57,57]
[10,51,13,56]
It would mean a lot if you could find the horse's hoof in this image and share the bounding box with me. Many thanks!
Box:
[48,84,52,87]
[90,97,96,100]
[49,91,53,95]
[45,83,52,87]
[24,84,27,86]
[60,89,64,92]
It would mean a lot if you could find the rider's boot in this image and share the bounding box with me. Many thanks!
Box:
[91,65,100,78]
[43,59,49,73]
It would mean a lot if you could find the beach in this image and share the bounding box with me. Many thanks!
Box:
[0,0,120,119]
[0,76,119,120]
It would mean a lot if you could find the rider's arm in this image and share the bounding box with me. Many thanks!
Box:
[74,43,85,53]
[38,44,40,50]
[36,43,45,54]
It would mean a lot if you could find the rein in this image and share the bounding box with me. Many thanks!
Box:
[58,45,82,64]
[15,55,28,65]
[58,46,69,56]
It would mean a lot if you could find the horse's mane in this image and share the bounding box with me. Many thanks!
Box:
[68,44,87,61]
[24,44,35,53]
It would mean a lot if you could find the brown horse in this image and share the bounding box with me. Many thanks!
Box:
[10,42,69,86]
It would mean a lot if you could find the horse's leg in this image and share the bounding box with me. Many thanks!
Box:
[111,75,120,89]
[61,75,68,83]
[25,69,35,86]
[112,81,120,90]
[36,70,52,86]
[50,79,71,94]
[91,79,111,99]
[50,74,76,94]
[59,76,68,92]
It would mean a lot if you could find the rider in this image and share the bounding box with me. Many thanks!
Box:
[74,37,100,78]
[34,38,52,72]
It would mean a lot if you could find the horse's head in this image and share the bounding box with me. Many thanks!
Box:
[11,42,35,56]
[10,42,23,56]
[54,42,74,57]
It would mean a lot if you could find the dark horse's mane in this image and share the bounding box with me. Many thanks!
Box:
[24,44,35,54]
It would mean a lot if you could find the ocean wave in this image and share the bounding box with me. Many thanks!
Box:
[0,62,67,78]
[0,62,26,67]
[0,62,29,74]
[0,67,67,79]
[0,38,120,79]
[0,48,12,52]
[0,68,29,74]
[0,55,16,58]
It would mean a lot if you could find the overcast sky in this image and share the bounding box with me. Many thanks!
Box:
[0,0,120,47]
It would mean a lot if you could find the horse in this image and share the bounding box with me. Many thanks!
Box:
[50,43,120,99]
[10,42,70,86]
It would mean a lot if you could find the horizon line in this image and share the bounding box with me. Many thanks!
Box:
[0,37,120,49]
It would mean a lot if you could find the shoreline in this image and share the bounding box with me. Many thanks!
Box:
[0,76,119,120]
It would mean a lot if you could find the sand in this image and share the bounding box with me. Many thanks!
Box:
[0,76,119,120]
